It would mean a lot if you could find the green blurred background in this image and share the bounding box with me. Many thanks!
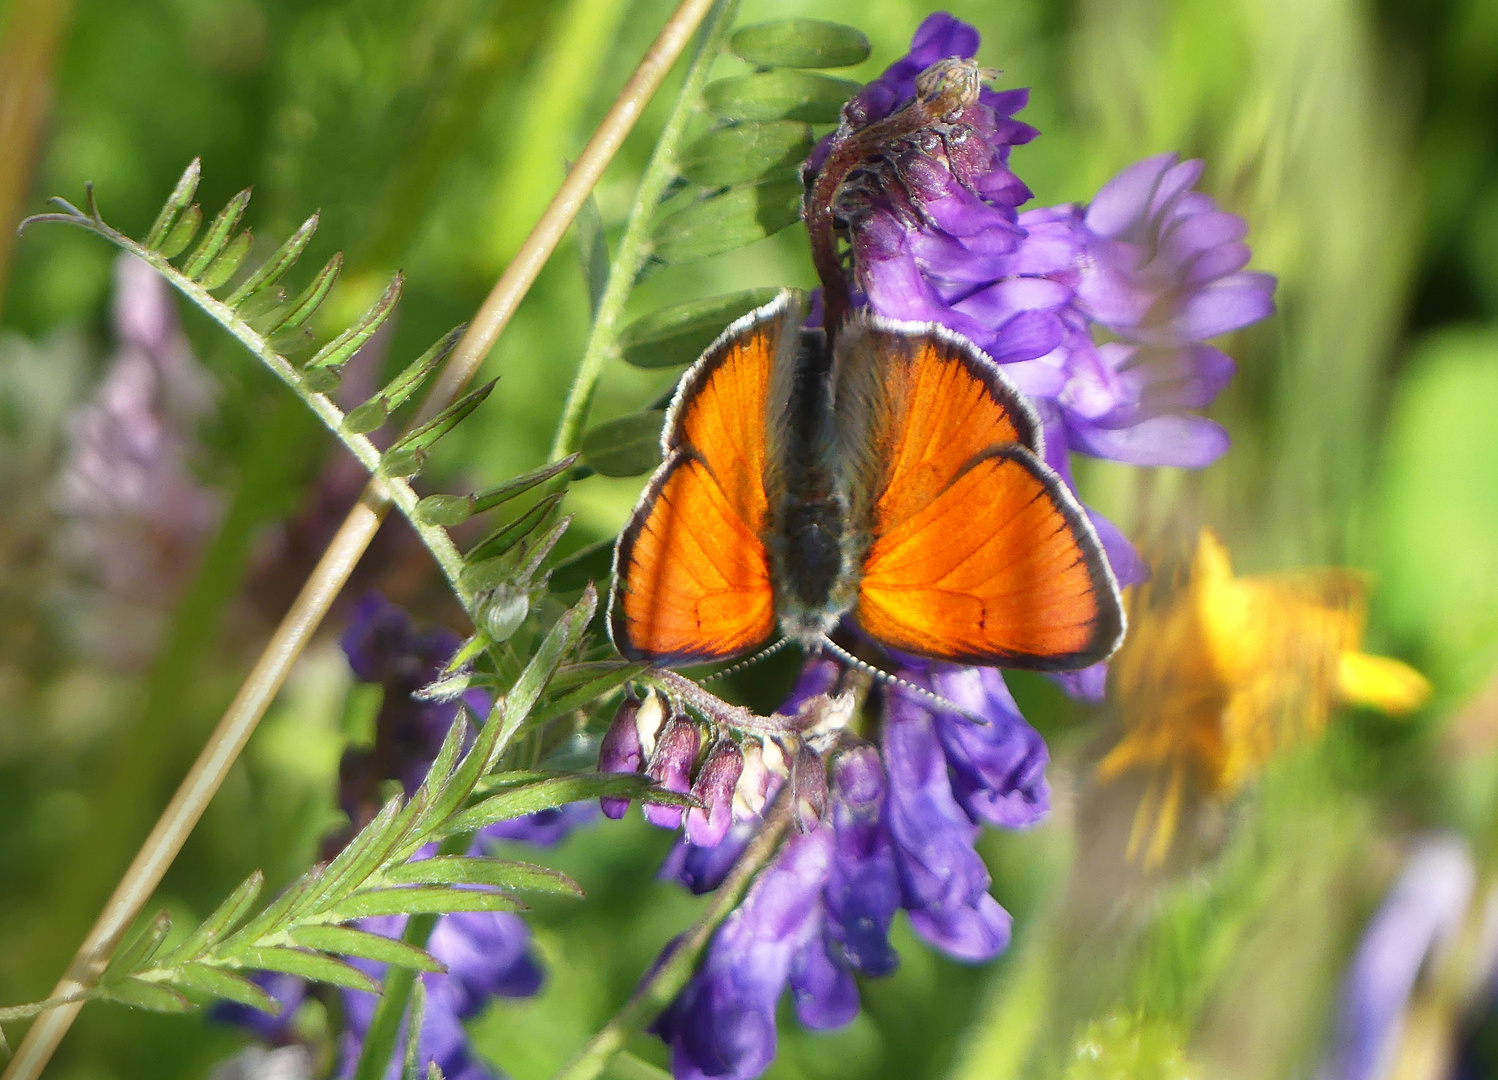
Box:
[0,0,1496,1077]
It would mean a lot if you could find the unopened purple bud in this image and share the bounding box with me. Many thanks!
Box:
[598,694,645,819]
[791,744,829,832]
[644,716,701,830]
[686,739,744,847]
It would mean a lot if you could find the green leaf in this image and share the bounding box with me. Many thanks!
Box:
[159,871,265,966]
[703,70,860,123]
[238,947,381,993]
[416,455,577,527]
[652,178,802,263]
[383,379,497,478]
[105,911,173,979]
[288,926,445,973]
[198,229,253,291]
[464,492,563,567]
[548,537,615,593]
[221,873,320,953]
[580,411,665,477]
[144,158,202,250]
[157,204,202,259]
[529,662,642,725]
[445,772,670,834]
[344,324,464,434]
[620,288,782,368]
[225,211,320,308]
[304,273,405,392]
[263,252,343,338]
[383,856,583,897]
[680,121,814,188]
[311,794,407,913]
[161,963,280,1012]
[578,192,610,317]
[452,586,599,787]
[183,187,253,279]
[729,19,870,68]
[322,888,523,921]
[103,978,192,1014]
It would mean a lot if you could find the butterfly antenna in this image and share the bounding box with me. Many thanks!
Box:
[817,638,985,723]
[701,638,793,684]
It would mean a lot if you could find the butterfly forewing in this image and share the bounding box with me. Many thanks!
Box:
[836,317,1124,669]
[608,295,794,663]
[832,319,1040,535]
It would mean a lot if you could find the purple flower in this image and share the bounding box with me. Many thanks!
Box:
[645,716,703,830]
[881,688,1011,962]
[653,829,835,1080]
[651,655,1043,1079]
[1317,835,1476,1080]
[688,740,746,847]
[338,911,543,1080]
[340,593,479,798]
[809,13,1274,606]
[821,747,900,978]
[338,593,596,843]
[55,255,221,666]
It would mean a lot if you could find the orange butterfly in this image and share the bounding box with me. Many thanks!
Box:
[608,291,1125,671]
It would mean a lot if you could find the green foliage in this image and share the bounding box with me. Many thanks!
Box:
[580,412,666,478]
[0,585,677,1034]
[729,19,871,70]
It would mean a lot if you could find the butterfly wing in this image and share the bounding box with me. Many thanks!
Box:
[836,317,1125,669]
[608,294,796,663]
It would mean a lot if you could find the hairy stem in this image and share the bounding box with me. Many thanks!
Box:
[548,795,793,1080]
[548,0,741,462]
[0,2,717,1075]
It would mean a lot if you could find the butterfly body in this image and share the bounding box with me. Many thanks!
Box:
[609,291,1125,671]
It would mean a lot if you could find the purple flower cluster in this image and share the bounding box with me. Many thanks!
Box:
[55,255,222,666]
[221,595,592,1079]
[814,12,1274,631]
[601,658,1048,1080]
[338,911,543,1080]
[603,15,1274,1079]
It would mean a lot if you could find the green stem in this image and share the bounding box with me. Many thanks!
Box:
[547,0,740,463]
[349,829,465,1080]
[548,796,792,1080]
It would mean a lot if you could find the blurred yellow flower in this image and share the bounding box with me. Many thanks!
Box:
[1097,529,1430,867]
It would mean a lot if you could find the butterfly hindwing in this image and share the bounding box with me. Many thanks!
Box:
[608,294,795,663]
[837,317,1125,669]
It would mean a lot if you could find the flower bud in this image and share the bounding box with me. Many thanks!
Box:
[685,739,744,847]
[481,584,529,642]
[597,694,645,819]
[732,740,774,821]
[644,716,701,830]
[761,736,790,778]
[635,689,667,759]
[790,743,829,832]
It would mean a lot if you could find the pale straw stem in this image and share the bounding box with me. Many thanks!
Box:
[2,1,715,1074]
